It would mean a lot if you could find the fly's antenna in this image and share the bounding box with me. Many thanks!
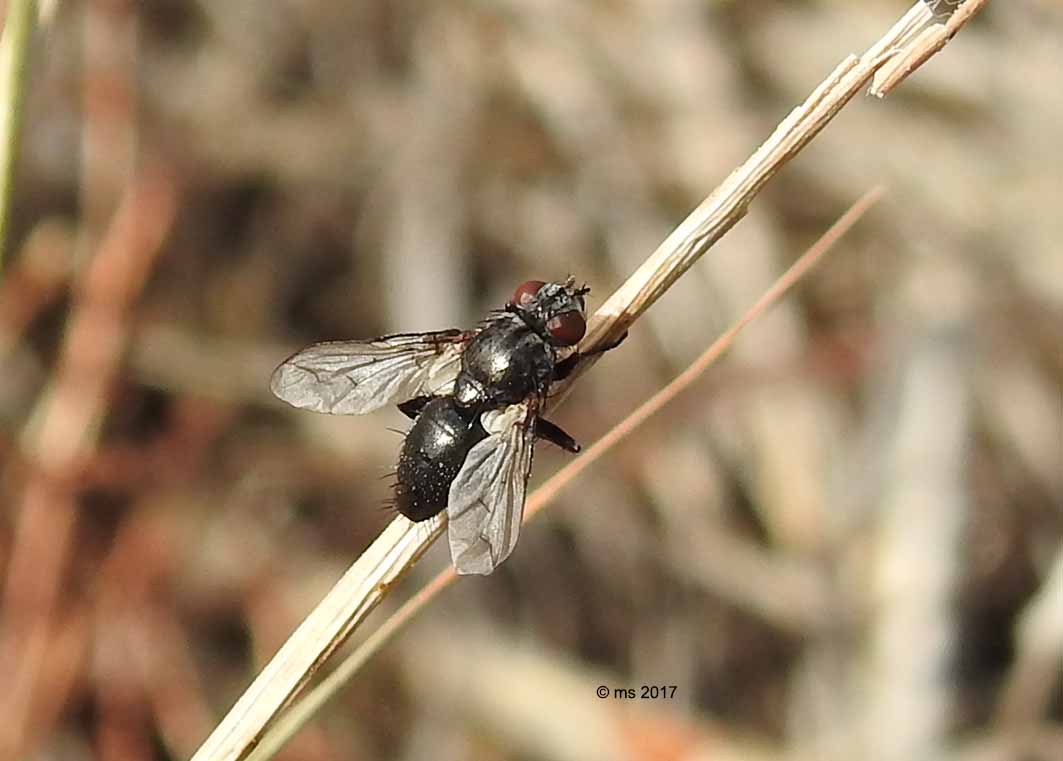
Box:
[565,274,590,298]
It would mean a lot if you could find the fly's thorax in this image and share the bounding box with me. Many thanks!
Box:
[457,318,555,407]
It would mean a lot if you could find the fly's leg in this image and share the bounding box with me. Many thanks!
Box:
[535,418,581,453]
[398,396,433,420]
[553,330,628,382]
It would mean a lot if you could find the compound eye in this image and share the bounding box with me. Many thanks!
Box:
[546,311,586,346]
[512,280,546,306]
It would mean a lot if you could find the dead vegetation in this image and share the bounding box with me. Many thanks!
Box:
[1,2,1060,760]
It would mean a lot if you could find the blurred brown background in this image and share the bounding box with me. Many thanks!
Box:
[1,1,1060,760]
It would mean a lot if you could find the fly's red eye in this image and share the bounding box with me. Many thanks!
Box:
[512,280,546,306]
[546,311,586,346]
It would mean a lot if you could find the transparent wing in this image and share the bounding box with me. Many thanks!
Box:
[447,403,536,575]
[270,330,468,415]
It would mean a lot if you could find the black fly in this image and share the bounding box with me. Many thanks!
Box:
[270,278,621,575]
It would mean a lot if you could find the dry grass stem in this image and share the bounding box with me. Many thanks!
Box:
[189,2,986,758]
[0,0,39,269]
[188,516,446,761]
[870,0,990,97]
[579,0,986,356]
[246,569,457,761]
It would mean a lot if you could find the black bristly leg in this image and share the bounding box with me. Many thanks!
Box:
[553,329,628,382]
[535,417,581,453]
[398,396,432,420]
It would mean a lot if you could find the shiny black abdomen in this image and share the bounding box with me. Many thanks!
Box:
[454,318,555,408]
[395,397,487,522]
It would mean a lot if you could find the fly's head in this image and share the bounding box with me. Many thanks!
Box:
[509,277,589,347]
